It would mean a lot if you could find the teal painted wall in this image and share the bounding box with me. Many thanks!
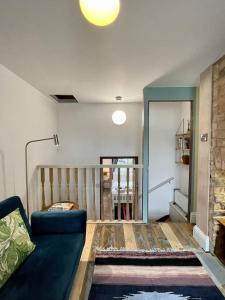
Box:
[142,87,197,223]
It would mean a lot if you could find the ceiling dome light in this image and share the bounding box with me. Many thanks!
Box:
[112,110,126,126]
[79,0,120,27]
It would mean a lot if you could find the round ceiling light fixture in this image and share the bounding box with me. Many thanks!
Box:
[79,0,120,27]
[112,110,126,126]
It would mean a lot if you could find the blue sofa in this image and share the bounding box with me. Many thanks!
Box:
[0,196,86,300]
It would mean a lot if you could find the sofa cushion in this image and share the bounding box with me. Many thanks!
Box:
[31,210,87,235]
[0,208,35,288]
[0,233,85,300]
[0,196,31,236]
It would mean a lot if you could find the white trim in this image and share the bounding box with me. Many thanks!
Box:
[190,212,197,224]
[37,164,143,169]
[169,202,187,222]
[174,190,189,214]
[193,225,209,252]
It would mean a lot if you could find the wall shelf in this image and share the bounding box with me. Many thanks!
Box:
[175,119,191,165]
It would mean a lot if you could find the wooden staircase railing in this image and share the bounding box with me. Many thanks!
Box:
[38,164,143,221]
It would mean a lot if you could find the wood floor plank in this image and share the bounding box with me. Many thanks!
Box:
[101,224,111,249]
[70,223,96,300]
[151,223,172,250]
[123,223,137,250]
[145,224,160,249]
[168,223,192,248]
[160,223,183,250]
[181,222,194,234]
[179,223,199,248]
[168,223,197,249]
[140,225,151,250]
[114,224,126,249]
[92,224,103,250]
[105,224,116,249]
[133,224,150,249]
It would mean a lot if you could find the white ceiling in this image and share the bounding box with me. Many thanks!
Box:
[1,0,225,103]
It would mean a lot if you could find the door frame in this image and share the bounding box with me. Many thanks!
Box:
[143,87,197,223]
[100,156,138,164]
[100,156,139,220]
[148,101,193,221]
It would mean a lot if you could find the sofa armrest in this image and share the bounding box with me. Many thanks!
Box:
[31,210,86,235]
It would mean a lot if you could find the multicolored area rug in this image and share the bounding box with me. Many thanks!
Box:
[88,250,225,300]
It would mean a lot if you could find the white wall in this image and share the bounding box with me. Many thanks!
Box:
[0,67,143,218]
[0,64,58,212]
[56,103,143,219]
[149,102,190,220]
[57,103,143,164]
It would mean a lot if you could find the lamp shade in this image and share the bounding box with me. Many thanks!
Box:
[79,0,120,26]
[112,110,126,125]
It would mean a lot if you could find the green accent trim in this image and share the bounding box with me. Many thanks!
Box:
[143,99,149,223]
[144,87,197,102]
[143,87,197,223]
[191,88,199,212]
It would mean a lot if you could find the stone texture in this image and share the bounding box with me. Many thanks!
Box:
[209,54,225,253]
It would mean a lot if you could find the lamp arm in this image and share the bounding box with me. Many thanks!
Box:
[25,137,54,149]
[25,137,55,219]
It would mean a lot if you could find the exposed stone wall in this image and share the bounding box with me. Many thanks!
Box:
[209,55,225,252]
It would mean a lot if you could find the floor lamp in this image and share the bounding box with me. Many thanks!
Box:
[25,134,59,218]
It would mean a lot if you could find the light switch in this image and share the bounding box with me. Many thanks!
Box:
[200,133,208,142]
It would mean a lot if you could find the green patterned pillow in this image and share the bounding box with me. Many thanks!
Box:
[0,208,35,288]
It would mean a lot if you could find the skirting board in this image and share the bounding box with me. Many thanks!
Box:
[193,225,209,252]
[190,212,197,224]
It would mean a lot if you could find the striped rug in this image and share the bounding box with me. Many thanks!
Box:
[89,250,224,300]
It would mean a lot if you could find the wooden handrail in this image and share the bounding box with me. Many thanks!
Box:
[38,164,143,169]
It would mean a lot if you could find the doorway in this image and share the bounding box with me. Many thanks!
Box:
[100,156,138,220]
[148,101,193,222]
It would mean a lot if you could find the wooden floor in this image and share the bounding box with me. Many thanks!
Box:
[70,222,199,300]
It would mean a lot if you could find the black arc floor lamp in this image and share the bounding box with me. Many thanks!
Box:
[25,134,59,218]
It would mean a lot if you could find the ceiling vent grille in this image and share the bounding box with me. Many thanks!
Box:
[51,95,78,103]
